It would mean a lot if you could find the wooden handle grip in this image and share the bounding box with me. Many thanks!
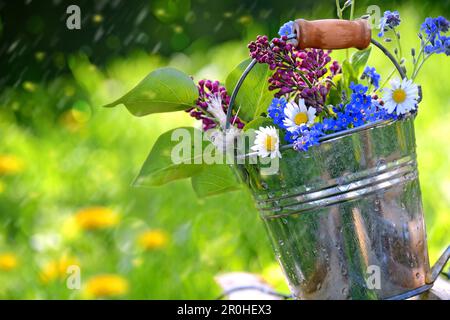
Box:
[294,19,371,50]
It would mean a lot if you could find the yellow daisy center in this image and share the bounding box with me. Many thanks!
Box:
[265,135,277,151]
[392,89,407,103]
[294,112,308,125]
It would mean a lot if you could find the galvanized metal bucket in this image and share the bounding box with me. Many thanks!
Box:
[235,117,432,299]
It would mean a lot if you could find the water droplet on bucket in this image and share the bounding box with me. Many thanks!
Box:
[376,159,387,171]
[316,282,322,290]
[336,176,345,186]
[337,184,350,192]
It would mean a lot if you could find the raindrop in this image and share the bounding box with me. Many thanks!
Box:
[272,206,282,213]
[151,41,162,54]
[278,240,285,246]
[134,9,148,26]
[94,27,104,42]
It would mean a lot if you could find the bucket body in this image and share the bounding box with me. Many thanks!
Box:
[238,118,430,299]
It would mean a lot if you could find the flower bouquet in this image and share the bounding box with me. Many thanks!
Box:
[105,2,450,300]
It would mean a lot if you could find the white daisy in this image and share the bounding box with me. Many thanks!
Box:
[251,126,282,159]
[383,78,419,115]
[282,99,316,132]
[207,94,227,128]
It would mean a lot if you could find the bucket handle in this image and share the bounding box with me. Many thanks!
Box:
[427,245,450,284]
[225,18,410,129]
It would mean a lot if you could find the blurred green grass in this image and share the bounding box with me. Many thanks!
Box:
[0,4,449,299]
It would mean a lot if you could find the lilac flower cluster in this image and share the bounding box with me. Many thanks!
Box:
[248,35,340,113]
[361,66,381,89]
[421,16,450,56]
[378,10,401,37]
[277,83,395,152]
[187,80,245,131]
[248,35,275,65]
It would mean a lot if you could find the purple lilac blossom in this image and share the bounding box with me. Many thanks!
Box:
[248,35,340,113]
[187,79,245,131]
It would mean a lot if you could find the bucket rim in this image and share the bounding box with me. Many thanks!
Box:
[236,116,413,159]
[279,117,413,153]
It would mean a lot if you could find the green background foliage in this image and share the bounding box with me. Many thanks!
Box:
[0,0,449,299]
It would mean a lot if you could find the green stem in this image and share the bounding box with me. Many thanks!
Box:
[336,0,342,19]
[335,1,350,61]
[350,0,355,21]
[376,67,396,93]
[392,27,403,61]
[295,69,313,88]
[412,54,431,80]
[412,38,430,78]
[348,0,356,60]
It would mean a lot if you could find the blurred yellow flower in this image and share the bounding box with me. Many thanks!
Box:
[0,253,18,271]
[40,256,78,283]
[138,229,168,250]
[22,81,37,92]
[59,109,88,132]
[0,155,24,175]
[85,274,129,298]
[92,14,103,23]
[75,207,119,230]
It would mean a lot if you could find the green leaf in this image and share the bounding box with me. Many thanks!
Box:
[342,60,358,90]
[225,59,274,122]
[350,47,372,77]
[134,127,208,187]
[191,164,241,198]
[243,116,275,131]
[325,74,345,106]
[104,67,198,117]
